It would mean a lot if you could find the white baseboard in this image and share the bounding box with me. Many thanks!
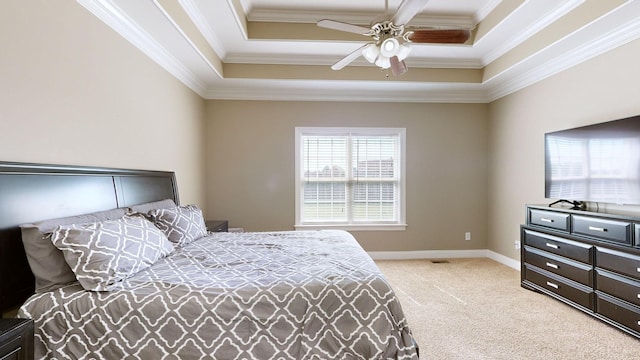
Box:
[368,249,521,271]
[485,250,521,271]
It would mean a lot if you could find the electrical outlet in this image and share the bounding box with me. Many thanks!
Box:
[465,232,471,241]
[514,240,521,250]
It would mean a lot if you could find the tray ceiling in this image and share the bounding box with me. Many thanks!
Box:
[78,0,640,102]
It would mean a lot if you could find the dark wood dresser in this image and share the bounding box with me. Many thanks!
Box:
[521,204,640,339]
[0,319,33,360]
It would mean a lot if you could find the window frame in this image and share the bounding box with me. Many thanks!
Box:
[294,127,407,231]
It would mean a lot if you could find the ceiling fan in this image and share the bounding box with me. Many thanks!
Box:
[318,0,471,76]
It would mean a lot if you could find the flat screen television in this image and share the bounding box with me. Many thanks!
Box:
[545,115,640,207]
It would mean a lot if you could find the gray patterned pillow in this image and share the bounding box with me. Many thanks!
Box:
[20,207,128,293]
[50,214,175,291]
[147,205,207,246]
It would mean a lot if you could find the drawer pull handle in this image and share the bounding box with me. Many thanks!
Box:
[546,262,559,269]
[546,281,559,289]
[540,218,554,223]
[637,267,640,273]
[588,226,606,232]
[545,243,559,249]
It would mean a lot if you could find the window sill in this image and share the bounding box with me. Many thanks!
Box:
[294,224,407,231]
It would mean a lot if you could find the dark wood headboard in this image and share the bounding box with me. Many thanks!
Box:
[0,162,179,313]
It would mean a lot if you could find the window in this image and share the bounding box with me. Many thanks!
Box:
[295,127,406,230]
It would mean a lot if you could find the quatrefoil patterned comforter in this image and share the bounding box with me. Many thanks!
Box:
[19,230,419,359]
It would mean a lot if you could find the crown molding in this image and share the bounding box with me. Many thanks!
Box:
[78,0,209,96]
[486,4,640,101]
[204,80,489,103]
[479,0,584,66]
[224,52,483,69]
[179,0,227,58]
[474,0,502,24]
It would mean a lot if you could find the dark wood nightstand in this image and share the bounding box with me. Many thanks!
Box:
[206,220,228,232]
[0,318,33,360]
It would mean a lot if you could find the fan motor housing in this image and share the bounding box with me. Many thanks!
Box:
[370,21,404,41]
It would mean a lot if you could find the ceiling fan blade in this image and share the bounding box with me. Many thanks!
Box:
[390,56,408,76]
[392,0,430,26]
[317,19,371,35]
[331,44,369,70]
[407,29,471,43]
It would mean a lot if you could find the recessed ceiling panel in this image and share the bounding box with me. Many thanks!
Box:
[79,0,640,102]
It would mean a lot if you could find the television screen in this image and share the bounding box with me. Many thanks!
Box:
[545,115,640,205]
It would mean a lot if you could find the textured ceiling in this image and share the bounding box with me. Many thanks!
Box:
[78,0,640,102]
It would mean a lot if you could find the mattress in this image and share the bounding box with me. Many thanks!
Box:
[18,230,418,359]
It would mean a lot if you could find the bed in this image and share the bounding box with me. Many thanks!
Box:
[0,162,419,359]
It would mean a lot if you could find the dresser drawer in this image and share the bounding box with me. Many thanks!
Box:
[596,293,640,335]
[529,209,570,232]
[572,215,631,245]
[596,247,640,281]
[596,269,640,307]
[524,265,594,310]
[523,229,593,264]
[0,319,33,360]
[0,334,23,360]
[524,246,592,286]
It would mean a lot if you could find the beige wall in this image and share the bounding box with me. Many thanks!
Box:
[0,0,206,206]
[488,38,640,260]
[205,100,489,252]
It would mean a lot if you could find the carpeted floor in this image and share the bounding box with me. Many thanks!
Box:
[376,258,639,360]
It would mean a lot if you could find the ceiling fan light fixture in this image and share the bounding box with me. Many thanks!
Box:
[379,38,400,57]
[362,43,380,63]
[397,43,411,61]
[375,56,391,69]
